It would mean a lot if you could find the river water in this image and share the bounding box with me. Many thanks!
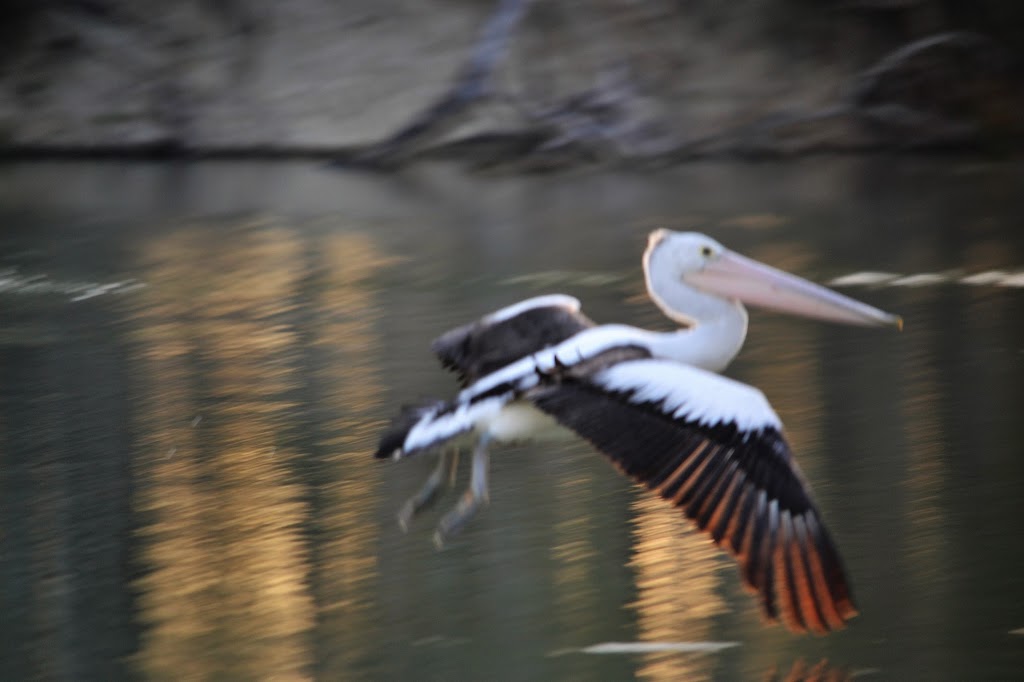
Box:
[0,159,1022,681]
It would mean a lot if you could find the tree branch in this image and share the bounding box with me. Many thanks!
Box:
[343,0,533,168]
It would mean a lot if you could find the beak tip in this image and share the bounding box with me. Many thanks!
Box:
[895,315,904,332]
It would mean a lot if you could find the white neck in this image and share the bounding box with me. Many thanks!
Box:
[644,265,749,373]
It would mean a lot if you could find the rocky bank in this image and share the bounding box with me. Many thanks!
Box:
[0,0,1021,165]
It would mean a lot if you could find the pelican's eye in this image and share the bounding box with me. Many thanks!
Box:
[700,245,714,258]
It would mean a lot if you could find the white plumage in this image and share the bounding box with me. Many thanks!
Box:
[484,293,581,325]
[401,395,509,455]
[594,360,782,433]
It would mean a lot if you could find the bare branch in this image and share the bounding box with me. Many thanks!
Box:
[344,0,532,168]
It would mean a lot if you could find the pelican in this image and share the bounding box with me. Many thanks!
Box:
[375,229,901,635]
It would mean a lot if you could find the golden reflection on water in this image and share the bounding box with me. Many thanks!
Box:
[129,219,387,680]
[308,228,389,677]
[765,657,853,682]
[551,469,600,637]
[628,493,726,681]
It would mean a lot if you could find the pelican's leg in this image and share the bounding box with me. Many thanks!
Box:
[397,449,458,532]
[434,435,491,548]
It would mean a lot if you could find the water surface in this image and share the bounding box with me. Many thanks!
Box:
[1,159,1022,681]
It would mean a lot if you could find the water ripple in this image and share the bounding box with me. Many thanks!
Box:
[830,269,1024,288]
[0,268,146,301]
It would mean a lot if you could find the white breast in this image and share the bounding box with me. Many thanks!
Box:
[482,402,573,444]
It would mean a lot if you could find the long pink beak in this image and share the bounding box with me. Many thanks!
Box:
[686,250,903,329]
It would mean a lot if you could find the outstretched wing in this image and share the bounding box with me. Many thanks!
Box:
[432,294,594,387]
[529,358,857,634]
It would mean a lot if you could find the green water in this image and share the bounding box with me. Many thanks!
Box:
[1,159,1022,681]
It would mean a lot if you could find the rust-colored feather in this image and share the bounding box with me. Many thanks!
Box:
[795,515,846,630]
[788,514,828,634]
[776,512,806,633]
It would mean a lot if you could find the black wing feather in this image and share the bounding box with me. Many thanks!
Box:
[529,375,857,634]
[373,401,443,459]
[432,303,593,387]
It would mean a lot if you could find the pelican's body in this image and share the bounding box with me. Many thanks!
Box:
[375,230,900,635]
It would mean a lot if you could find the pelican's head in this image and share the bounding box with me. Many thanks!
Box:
[644,229,902,329]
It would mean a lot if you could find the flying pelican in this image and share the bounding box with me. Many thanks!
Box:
[375,229,901,635]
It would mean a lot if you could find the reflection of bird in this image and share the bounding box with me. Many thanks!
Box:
[375,229,901,634]
[768,657,853,682]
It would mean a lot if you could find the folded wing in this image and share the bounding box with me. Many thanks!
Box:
[529,358,857,634]
[432,295,593,387]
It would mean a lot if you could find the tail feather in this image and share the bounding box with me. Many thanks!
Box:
[375,392,513,460]
[374,401,443,459]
